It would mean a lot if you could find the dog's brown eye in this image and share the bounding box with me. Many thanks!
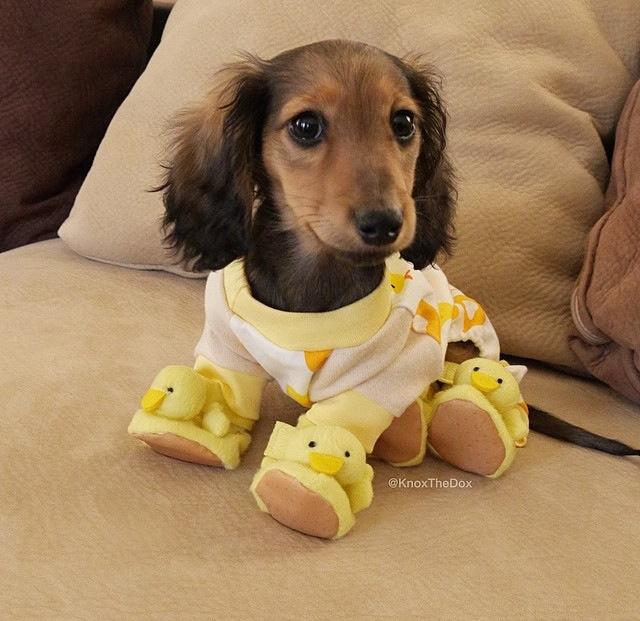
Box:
[288,112,324,146]
[391,110,416,142]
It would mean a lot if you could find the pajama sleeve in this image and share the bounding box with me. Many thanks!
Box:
[446,285,500,360]
[300,391,393,453]
[193,271,271,428]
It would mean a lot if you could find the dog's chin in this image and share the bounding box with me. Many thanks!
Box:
[331,246,393,267]
[317,236,400,267]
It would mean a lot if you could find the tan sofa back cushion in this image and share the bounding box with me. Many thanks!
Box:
[58,0,640,369]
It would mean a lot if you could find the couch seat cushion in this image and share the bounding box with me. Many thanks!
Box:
[2,241,639,618]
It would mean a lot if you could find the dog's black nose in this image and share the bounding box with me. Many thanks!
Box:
[355,208,403,245]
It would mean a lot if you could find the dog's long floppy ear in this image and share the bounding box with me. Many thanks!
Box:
[160,57,270,272]
[394,56,456,270]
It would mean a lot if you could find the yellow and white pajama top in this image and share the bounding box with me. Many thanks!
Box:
[193,254,500,452]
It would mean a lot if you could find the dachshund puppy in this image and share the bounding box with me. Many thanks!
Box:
[148,40,637,540]
[161,39,455,313]
[151,40,518,538]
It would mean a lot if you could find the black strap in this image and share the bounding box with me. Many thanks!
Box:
[528,405,639,456]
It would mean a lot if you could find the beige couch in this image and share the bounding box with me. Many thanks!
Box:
[3,1,639,618]
[2,240,639,619]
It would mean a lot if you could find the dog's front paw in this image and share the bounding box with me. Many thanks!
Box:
[128,412,250,469]
[250,423,372,538]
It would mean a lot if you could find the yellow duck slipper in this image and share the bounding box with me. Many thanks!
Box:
[128,366,251,469]
[250,423,373,539]
[426,358,529,478]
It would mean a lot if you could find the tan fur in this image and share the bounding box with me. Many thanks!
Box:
[261,47,422,259]
[168,45,425,261]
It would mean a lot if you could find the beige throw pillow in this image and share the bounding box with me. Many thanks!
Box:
[59,0,640,369]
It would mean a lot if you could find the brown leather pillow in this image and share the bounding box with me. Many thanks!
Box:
[571,79,640,403]
[0,0,153,252]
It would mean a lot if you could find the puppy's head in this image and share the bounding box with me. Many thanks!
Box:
[162,40,454,271]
